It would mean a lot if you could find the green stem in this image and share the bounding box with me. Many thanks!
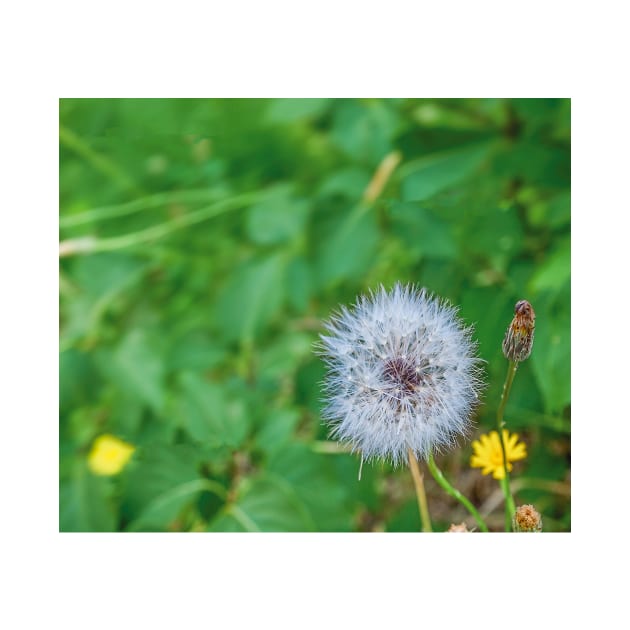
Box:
[497,361,519,531]
[60,188,226,228]
[427,452,489,532]
[58,191,265,257]
[59,124,141,195]
[408,448,432,532]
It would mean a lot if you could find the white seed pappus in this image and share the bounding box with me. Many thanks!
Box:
[317,283,484,466]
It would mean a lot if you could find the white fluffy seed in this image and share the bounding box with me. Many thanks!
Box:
[316,283,485,466]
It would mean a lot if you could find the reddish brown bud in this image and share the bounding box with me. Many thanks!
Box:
[502,300,535,362]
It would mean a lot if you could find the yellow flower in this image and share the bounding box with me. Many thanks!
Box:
[470,429,527,480]
[87,434,135,476]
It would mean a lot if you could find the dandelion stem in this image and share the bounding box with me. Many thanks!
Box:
[408,448,432,532]
[497,360,519,531]
[427,452,489,533]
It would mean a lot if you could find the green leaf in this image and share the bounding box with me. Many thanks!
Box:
[266,98,331,123]
[60,349,98,415]
[318,168,371,199]
[315,204,380,287]
[501,360,544,422]
[59,292,95,349]
[127,478,226,532]
[506,405,571,434]
[389,201,457,260]
[209,445,355,532]
[267,445,353,531]
[415,259,461,301]
[71,252,148,299]
[461,206,525,261]
[60,254,149,347]
[528,238,571,294]
[286,255,313,312]
[257,331,314,380]
[331,99,399,164]
[167,332,227,371]
[121,444,209,530]
[411,101,493,131]
[386,499,422,532]
[208,477,314,532]
[254,408,301,454]
[511,98,565,135]
[245,185,310,245]
[215,252,288,344]
[547,191,571,229]
[530,303,571,414]
[460,286,513,364]
[400,141,493,202]
[102,386,144,437]
[174,372,249,447]
[96,329,165,413]
[491,139,570,188]
[60,462,116,532]
[295,359,327,415]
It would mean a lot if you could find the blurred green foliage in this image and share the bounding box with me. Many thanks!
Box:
[59,98,570,532]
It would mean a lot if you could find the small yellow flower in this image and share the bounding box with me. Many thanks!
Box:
[87,434,135,476]
[470,429,527,480]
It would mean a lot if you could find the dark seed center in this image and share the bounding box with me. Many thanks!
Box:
[382,357,421,395]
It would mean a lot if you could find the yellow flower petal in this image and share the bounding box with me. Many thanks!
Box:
[470,455,486,469]
[511,444,527,458]
[88,434,135,476]
[492,467,505,480]
[507,432,519,449]
[469,429,527,479]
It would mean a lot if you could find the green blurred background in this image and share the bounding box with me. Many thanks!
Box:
[59,98,570,532]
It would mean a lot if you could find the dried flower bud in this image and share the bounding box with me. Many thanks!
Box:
[512,504,542,532]
[502,300,535,362]
[447,522,470,533]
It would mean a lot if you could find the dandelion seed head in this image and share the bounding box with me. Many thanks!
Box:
[316,283,485,466]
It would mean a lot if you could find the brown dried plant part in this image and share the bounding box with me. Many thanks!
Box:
[502,300,535,362]
[512,504,543,532]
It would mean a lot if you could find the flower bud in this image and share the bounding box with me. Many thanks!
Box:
[512,504,543,532]
[502,300,535,362]
[447,522,470,532]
